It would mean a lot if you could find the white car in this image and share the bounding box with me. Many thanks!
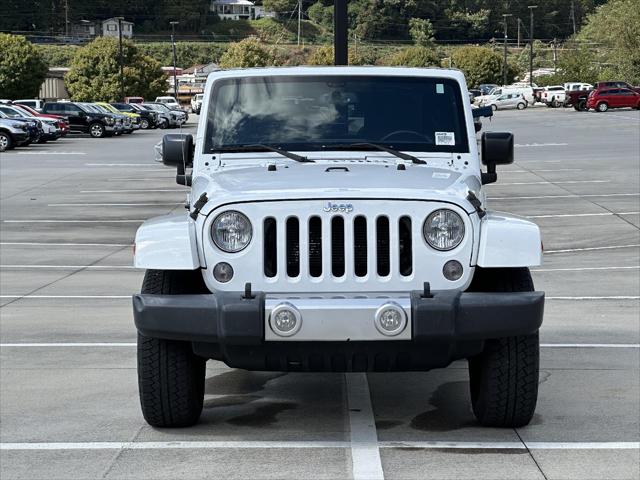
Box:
[476,86,535,106]
[488,93,528,111]
[190,94,204,114]
[154,96,180,108]
[13,99,46,112]
[133,66,544,429]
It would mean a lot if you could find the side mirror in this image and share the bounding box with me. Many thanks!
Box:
[162,133,194,167]
[162,133,194,186]
[481,132,513,185]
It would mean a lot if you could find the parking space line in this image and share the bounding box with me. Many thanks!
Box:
[514,143,569,148]
[527,212,638,219]
[345,373,385,480]
[0,242,131,247]
[502,169,582,173]
[548,296,639,300]
[85,163,162,167]
[532,266,639,272]
[0,265,133,269]
[540,344,640,348]
[13,152,86,155]
[497,180,609,186]
[48,203,181,207]
[0,441,350,451]
[80,189,185,193]
[0,295,131,299]
[0,343,136,347]
[489,193,639,200]
[379,441,640,450]
[1,441,636,451]
[1,343,637,348]
[545,244,640,254]
[3,220,143,223]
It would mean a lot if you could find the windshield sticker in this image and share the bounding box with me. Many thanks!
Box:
[436,83,444,94]
[435,131,455,146]
[433,172,451,179]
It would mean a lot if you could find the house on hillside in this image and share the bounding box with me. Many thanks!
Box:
[101,18,134,38]
[211,0,275,20]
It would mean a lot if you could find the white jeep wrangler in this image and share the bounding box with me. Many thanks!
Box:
[133,67,544,428]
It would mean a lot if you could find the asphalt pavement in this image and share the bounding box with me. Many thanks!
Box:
[0,107,639,480]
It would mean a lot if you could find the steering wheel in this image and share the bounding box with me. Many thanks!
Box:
[380,130,431,142]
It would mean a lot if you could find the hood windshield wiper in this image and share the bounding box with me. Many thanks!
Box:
[211,144,314,163]
[330,142,426,164]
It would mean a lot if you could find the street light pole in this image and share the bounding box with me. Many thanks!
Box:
[297,0,302,46]
[117,17,124,102]
[502,14,512,86]
[528,5,537,87]
[170,21,179,100]
[334,0,348,65]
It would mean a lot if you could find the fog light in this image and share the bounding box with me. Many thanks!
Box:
[443,260,463,281]
[213,262,234,283]
[374,302,407,336]
[269,303,302,337]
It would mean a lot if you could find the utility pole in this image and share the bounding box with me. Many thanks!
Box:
[64,0,69,37]
[297,0,302,46]
[502,14,512,86]
[334,0,348,65]
[528,5,537,87]
[552,38,558,72]
[570,0,577,35]
[117,17,124,102]
[517,18,521,49]
[170,21,179,99]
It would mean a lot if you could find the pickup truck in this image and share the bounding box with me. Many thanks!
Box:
[540,85,566,107]
[132,66,545,429]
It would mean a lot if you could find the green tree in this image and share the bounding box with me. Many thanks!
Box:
[0,34,48,99]
[577,0,640,84]
[218,38,276,68]
[383,46,441,68]
[65,37,166,102]
[409,18,435,47]
[451,46,513,88]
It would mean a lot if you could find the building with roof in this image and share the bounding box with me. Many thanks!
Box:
[211,0,274,20]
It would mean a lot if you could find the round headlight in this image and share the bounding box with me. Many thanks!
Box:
[423,209,465,251]
[211,211,252,253]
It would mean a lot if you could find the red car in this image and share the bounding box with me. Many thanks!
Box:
[12,103,69,135]
[587,87,640,112]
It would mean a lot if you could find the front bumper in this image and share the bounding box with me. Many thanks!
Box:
[133,290,544,372]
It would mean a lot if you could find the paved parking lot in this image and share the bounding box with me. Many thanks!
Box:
[1,108,639,480]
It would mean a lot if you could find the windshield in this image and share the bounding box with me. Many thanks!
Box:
[147,104,169,112]
[0,106,27,118]
[204,75,469,153]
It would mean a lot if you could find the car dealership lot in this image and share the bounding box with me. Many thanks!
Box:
[0,109,638,479]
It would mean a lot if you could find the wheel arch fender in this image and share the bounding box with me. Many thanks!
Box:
[476,212,542,267]
[134,213,202,270]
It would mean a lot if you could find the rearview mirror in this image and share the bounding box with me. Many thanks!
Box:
[481,132,514,185]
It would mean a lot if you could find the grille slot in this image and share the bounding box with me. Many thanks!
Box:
[263,217,277,278]
[399,216,413,276]
[376,216,390,276]
[308,216,322,277]
[286,217,300,277]
[331,216,345,277]
[353,216,368,277]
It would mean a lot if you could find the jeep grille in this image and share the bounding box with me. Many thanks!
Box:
[263,214,413,280]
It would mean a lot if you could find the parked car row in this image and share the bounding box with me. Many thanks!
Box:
[0,98,190,150]
[470,80,640,113]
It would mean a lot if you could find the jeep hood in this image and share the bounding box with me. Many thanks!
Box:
[195,163,481,216]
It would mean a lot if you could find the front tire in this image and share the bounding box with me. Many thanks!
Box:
[0,132,13,151]
[137,270,208,428]
[597,102,609,112]
[140,118,150,129]
[89,122,105,138]
[517,102,526,110]
[467,267,540,428]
